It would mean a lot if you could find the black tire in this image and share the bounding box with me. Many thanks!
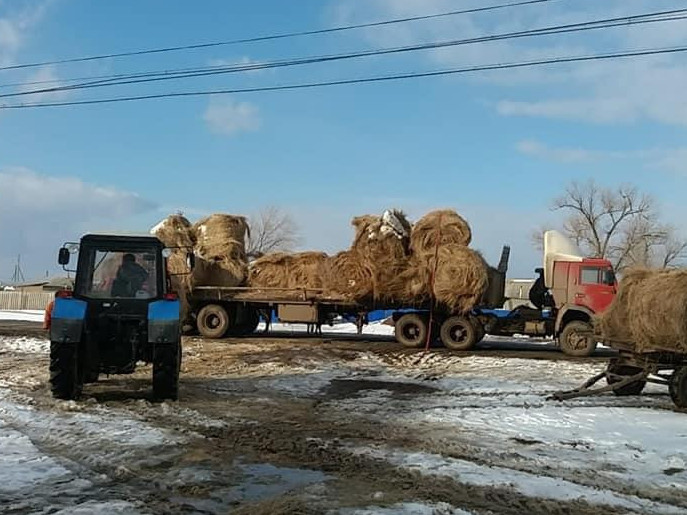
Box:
[240,308,260,335]
[50,341,82,400]
[153,341,181,401]
[606,361,646,396]
[669,367,687,408]
[395,314,428,348]
[227,306,260,336]
[559,321,596,357]
[81,340,99,384]
[440,316,477,351]
[197,304,231,339]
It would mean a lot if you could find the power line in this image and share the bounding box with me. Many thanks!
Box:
[3,45,685,110]
[0,0,554,73]
[5,8,687,100]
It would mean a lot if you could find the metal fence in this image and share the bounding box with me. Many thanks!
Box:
[0,292,53,311]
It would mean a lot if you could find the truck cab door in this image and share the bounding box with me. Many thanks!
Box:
[570,264,616,314]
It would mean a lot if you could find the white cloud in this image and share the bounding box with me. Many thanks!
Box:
[333,0,687,125]
[515,139,687,175]
[208,56,268,75]
[203,97,261,136]
[0,168,156,280]
[16,65,70,101]
[0,0,53,66]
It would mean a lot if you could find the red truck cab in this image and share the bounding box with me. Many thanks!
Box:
[545,232,617,356]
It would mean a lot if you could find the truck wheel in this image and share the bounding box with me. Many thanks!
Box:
[395,314,428,348]
[197,304,230,339]
[440,316,477,351]
[669,367,687,409]
[559,321,596,357]
[153,341,181,401]
[606,361,646,396]
[227,306,260,336]
[50,341,83,400]
[240,308,260,335]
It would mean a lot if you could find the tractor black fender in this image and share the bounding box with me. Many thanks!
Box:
[555,305,594,335]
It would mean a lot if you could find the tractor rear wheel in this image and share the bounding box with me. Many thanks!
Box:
[606,361,646,396]
[395,314,428,348]
[559,321,596,357]
[153,341,181,401]
[669,367,687,408]
[50,341,83,400]
[197,304,231,339]
[440,316,477,351]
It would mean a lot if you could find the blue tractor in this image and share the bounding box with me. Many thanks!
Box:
[51,234,182,400]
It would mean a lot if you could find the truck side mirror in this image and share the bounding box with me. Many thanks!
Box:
[58,248,70,266]
[186,252,195,270]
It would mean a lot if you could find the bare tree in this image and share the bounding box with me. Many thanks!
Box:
[246,206,301,258]
[542,180,686,271]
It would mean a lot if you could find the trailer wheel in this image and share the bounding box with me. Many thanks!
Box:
[669,367,687,409]
[559,321,596,357]
[395,314,428,348]
[440,316,477,351]
[227,306,260,336]
[240,308,260,335]
[50,341,83,400]
[197,304,231,339]
[153,341,181,401]
[606,361,646,396]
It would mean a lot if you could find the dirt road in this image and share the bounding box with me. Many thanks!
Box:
[1,324,685,514]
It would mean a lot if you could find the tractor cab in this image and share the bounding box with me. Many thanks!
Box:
[51,233,181,401]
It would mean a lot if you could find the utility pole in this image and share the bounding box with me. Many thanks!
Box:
[11,255,25,283]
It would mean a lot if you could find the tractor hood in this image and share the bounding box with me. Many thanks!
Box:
[543,230,583,288]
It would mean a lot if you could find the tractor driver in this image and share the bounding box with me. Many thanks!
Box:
[111,253,149,297]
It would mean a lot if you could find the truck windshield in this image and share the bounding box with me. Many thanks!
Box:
[76,248,158,299]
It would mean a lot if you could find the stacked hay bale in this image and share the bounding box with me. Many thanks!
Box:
[322,251,374,302]
[151,214,197,321]
[395,209,487,313]
[249,251,328,293]
[598,268,687,353]
[191,214,249,288]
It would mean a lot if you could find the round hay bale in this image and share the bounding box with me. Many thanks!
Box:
[194,214,248,259]
[397,244,488,313]
[323,251,373,302]
[249,251,328,290]
[190,256,248,288]
[410,209,472,254]
[602,268,687,353]
[151,215,195,248]
[349,210,411,301]
[597,268,650,345]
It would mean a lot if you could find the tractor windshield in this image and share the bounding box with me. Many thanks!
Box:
[76,247,159,299]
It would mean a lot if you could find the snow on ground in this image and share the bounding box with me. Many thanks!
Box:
[258,320,396,337]
[0,335,49,353]
[350,446,683,514]
[0,309,44,322]
[339,502,472,514]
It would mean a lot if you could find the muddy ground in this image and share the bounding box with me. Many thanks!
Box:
[1,322,686,514]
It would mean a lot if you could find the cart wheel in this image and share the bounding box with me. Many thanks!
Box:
[606,361,646,396]
[669,367,687,408]
[473,319,486,344]
[197,304,231,339]
[440,316,477,351]
[395,314,428,348]
[559,321,596,357]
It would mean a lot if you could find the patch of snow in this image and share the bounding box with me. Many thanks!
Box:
[0,309,44,322]
[339,502,471,514]
[0,335,49,353]
[351,446,684,514]
[52,500,143,514]
[257,321,395,337]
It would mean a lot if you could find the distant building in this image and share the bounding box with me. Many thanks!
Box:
[10,277,74,293]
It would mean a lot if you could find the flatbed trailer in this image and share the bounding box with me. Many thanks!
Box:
[550,340,687,409]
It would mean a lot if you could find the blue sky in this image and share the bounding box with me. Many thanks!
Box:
[1,0,686,280]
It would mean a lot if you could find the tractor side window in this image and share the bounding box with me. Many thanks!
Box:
[580,267,602,284]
